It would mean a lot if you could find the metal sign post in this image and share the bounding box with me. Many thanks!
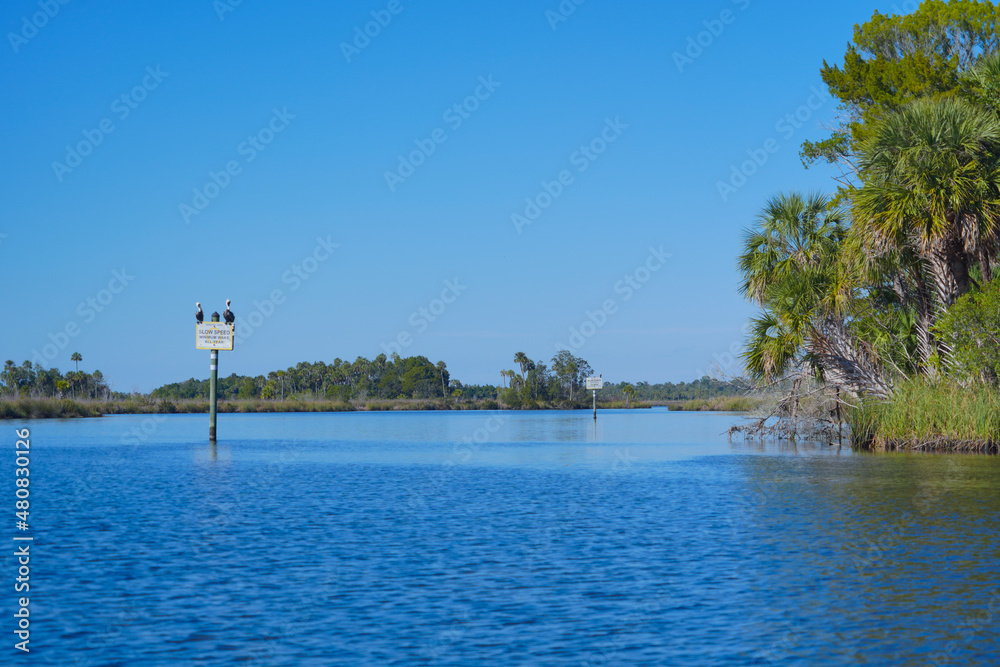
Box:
[196,311,235,441]
[209,317,218,441]
[586,375,604,420]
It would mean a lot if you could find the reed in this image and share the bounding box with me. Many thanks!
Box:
[1,395,680,419]
[670,396,759,412]
[847,378,1000,452]
[0,398,103,419]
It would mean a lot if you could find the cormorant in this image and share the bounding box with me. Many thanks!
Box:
[223,299,235,326]
[196,302,204,323]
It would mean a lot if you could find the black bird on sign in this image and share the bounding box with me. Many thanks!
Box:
[223,299,235,326]
[196,302,204,323]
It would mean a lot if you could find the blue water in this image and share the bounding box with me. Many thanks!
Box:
[8,410,1000,665]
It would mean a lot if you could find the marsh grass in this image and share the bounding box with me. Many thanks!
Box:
[2,395,758,419]
[848,379,1000,452]
[0,398,103,419]
[0,396,501,419]
[670,396,760,412]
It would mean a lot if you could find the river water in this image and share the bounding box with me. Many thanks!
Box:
[10,409,1000,665]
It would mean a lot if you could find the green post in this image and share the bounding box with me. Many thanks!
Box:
[209,312,219,441]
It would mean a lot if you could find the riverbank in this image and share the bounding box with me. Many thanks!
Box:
[659,396,760,412]
[0,398,104,419]
[848,379,1000,453]
[1,397,484,418]
[0,396,762,419]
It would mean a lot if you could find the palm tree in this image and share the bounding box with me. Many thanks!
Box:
[71,352,82,372]
[853,97,1000,308]
[276,370,286,401]
[504,369,518,388]
[513,352,529,382]
[739,192,844,306]
[852,97,1000,373]
[961,51,1000,119]
[738,192,844,382]
[738,192,891,396]
[621,383,637,408]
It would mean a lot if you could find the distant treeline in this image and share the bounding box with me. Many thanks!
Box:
[624,376,752,401]
[147,351,749,408]
[1,358,116,400]
[497,350,750,407]
[2,352,750,408]
[152,354,457,402]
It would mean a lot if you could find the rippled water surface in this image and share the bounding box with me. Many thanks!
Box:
[11,410,1000,665]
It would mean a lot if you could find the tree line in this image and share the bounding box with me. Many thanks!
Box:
[495,350,595,408]
[152,354,454,401]
[496,351,748,408]
[1,350,749,406]
[617,376,751,401]
[1,354,113,400]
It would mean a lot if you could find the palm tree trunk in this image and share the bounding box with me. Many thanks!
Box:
[902,263,938,374]
[809,317,892,398]
[980,247,993,284]
[926,238,973,309]
[789,378,801,439]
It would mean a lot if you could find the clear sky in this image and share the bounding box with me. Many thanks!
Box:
[1,0,907,392]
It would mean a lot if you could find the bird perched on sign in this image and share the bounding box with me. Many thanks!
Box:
[223,299,235,326]
[196,302,204,323]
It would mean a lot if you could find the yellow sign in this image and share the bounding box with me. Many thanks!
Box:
[196,322,234,351]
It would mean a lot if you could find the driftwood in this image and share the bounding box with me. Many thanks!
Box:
[727,378,850,444]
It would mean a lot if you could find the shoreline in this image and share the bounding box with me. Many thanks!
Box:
[7,397,995,454]
[0,396,757,420]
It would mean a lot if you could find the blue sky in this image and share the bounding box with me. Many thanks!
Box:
[1,0,907,392]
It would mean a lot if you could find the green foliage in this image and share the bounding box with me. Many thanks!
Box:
[0,398,102,419]
[669,396,758,412]
[620,382,637,407]
[849,303,923,378]
[805,0,1000,168]
[0,360,112,400]
[800,133,851,169]
[737,192,847,383]
[609,377,750,401]
[741,2,1000,448]
[498,351,593,407]
[848,94,1000,379]
[935,276,1000,382]
[848,377,1000,450]
[853,96,1000,256]
[152,354,455,402]
[551,349,593,400]
[961,51,1000,115]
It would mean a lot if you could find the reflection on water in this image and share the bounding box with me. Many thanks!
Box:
[13,410,1000,665]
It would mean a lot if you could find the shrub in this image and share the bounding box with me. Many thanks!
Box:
[935,276,1000,383]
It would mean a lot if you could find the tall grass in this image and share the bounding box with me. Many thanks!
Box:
[4,395,726,419]
[670,396,760,412]
[0,396,496,419]
[0,398,102,419]
[847,379,1000,452]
